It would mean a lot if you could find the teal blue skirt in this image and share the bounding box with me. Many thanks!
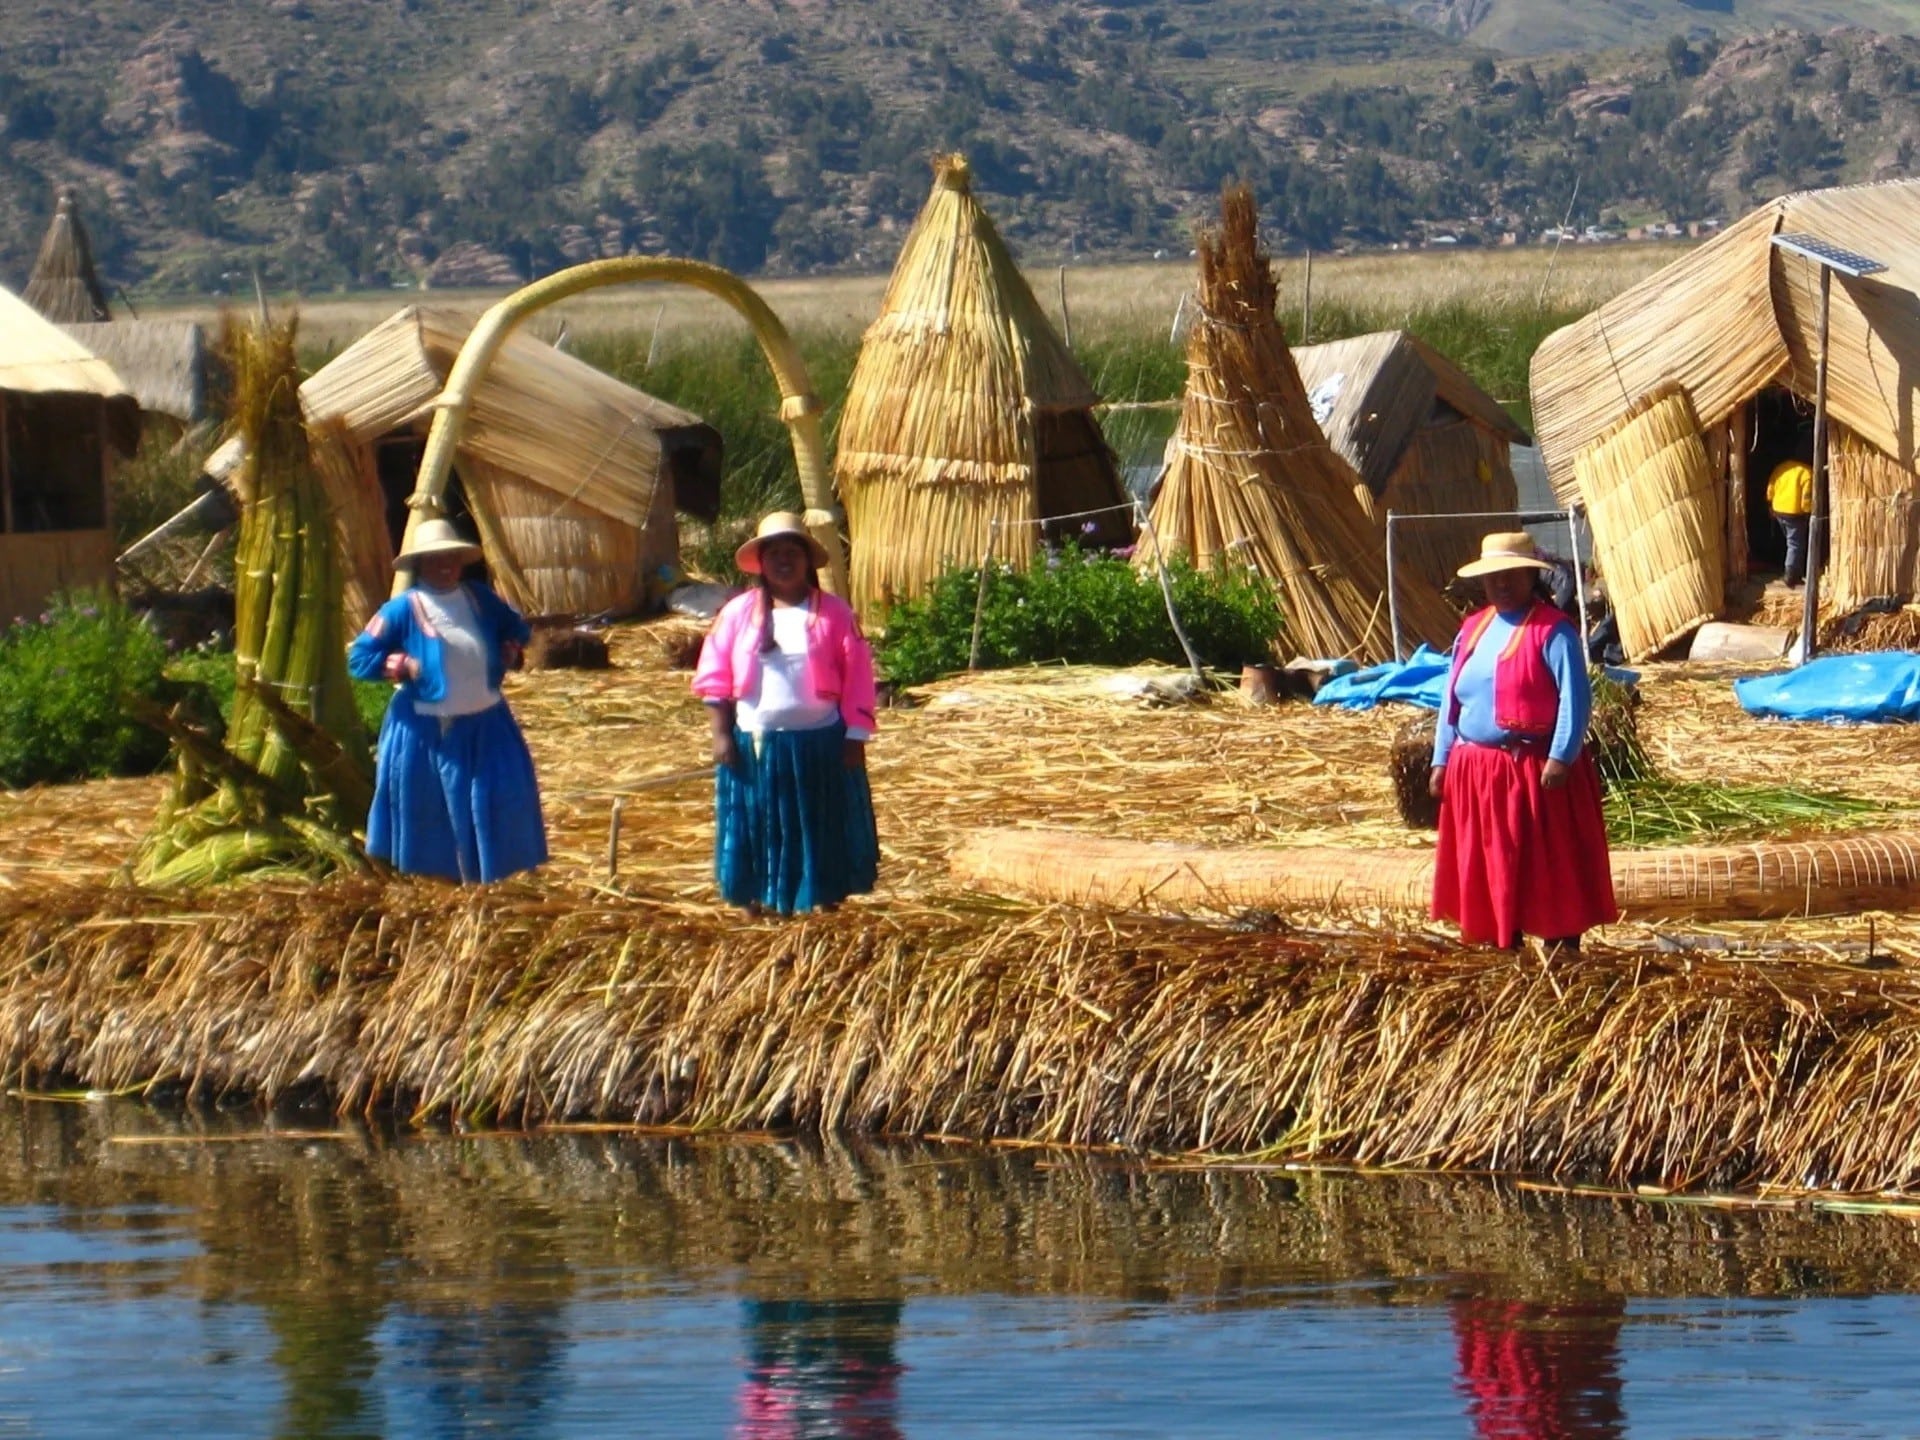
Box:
[715,723,877,914]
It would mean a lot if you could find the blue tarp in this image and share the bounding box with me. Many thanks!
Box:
[1313,645,1453,711]
[1733,652,1920,723]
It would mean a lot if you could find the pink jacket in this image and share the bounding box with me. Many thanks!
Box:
[692,589,878,736]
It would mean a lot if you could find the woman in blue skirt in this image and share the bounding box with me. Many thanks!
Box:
[347,517,548,883]
[693,511,879,914]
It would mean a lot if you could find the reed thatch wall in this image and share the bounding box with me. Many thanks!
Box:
[1828,425,1920,611]
[1137,190,1457,661]
[835,155,1128,617]
[1379,420,1521,591]
[301,307,716,623]
[1573,384,1724,660]
[10,880,1920,1193]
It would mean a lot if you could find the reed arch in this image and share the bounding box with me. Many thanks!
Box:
[395,257,847,598]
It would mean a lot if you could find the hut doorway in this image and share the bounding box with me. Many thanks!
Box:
[1743,387,1815,575]
[375,433,482,579]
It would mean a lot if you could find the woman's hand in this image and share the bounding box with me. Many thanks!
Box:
[1540,758,1570,791]
[502,639,525,671]
[712,732,740,769]
[382,653,418,683]
[1428,765,1446,799]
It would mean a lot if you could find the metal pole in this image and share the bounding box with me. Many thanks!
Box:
[1168,291,1188,346]
[967,519,998,671]
[1058,265,1073,351]
[1801,265,1831,665]
[1568,505,1589,645]
[1300,247,1314,343]
[1385,510,1404,662]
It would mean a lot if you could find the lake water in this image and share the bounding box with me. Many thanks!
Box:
[4,1100,1920,1437]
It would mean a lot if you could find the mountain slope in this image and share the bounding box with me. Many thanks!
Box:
[1392,0,1920,53]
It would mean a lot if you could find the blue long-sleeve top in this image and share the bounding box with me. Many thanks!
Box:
[347,581,530,704]
[1431,608,1589,768]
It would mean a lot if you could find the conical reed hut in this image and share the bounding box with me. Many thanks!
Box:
[835,154,1130,619]
[23,192,111,324]
[1137,189,1457,662]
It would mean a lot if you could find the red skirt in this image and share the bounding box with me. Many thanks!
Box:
[1432,741,1618,947]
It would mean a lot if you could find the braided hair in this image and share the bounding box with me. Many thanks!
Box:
[756,563,822,652]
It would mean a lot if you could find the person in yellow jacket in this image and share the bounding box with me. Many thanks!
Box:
[1767,458,1814,588]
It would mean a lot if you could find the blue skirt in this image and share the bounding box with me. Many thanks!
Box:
[367,695,548,883]
[715,723,878,914]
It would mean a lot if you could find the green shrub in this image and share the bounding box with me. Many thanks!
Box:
[0,591,172,787]
[875,546,1283,686]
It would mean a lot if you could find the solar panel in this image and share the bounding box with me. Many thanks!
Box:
[1771,232,1889,278]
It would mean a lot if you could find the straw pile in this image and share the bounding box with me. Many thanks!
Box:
[15,878,1920,1192]
[835,155,1129,618]
[1388,713,1440,828]
[1573,384,1725,660]
[133,319,372,886]
[1136,188,1457,662]
[22,192,111,324]
[1828,426,1920,611]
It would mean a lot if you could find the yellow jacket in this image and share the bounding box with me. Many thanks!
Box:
[1768,459,1813,516]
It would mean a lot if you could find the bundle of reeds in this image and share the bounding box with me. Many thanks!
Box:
[1828,426,1920,612]
[1388,712,1440,828]
[15,878,1920,1192]
[835,154,1130,617]
[1136,188,1458,663]
[22,191,111,324]
[134,319,373,886]
[1573,383,1725,661]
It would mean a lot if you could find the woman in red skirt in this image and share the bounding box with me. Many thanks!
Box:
[1429,532,1618,951]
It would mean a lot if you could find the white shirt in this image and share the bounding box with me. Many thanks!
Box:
[412,585,501,718]
[736,604,840,734]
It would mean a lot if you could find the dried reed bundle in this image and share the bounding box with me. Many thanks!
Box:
[835,155,1129,616]
[22,192,111,324]
[1388,712,1440,828]
[15,879,1920,1193]
[1828,426,1920,612]
[133,318,373,886]
[1573,383,1725,661]
[1136,188,1457,662]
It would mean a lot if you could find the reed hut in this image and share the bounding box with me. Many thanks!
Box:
[21,192,110,325]
[1136,189,1457,662]
[0,285,138,619]
[1294,330,1528,591]
[835,154,1129,618]
[1532,179,1920,658]
[298,307,721,625]
[61,320,210,443]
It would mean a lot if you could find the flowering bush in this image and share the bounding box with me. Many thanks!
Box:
[0,590,172,787]
[875,546,1283,687]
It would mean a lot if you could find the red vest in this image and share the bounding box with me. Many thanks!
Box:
[1445,603,1570,739]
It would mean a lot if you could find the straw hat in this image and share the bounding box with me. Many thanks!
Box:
[736,511,829,574]
[1457,531,1554,578]
[396,517,483,567]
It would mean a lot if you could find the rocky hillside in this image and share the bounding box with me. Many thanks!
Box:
[1,3,1917,295]
[1392,0,1920,54]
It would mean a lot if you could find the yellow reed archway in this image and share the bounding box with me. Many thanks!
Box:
[395,257,846,599]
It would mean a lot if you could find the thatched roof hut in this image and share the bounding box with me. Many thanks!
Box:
[1136,189,1457,663]
[835,154,1129,618]
[298,307,721,625]
[1532,179,1920,658]
[62,320,209,430]
[0,285,138,619]
[22,193,111,325]
[1295,330,1529,591]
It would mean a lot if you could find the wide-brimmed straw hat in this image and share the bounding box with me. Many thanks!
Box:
[396,516,483,567]
[736,511,830,574]
[1457,530,1554,578]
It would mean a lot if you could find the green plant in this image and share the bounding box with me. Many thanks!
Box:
[0,590,171,787]
[875,546,1282,686]
[166,648,392,739]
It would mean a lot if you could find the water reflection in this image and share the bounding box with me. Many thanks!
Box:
[1453,1298,1625,1440]
[735,1301,903,1440]
[5,1101,1920,1436]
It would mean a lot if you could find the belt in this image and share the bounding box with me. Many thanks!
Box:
[1465,735,1552,756]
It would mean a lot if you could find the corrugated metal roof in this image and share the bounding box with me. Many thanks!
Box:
[0,284,133,399]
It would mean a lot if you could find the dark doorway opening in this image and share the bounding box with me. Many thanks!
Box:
[1744,387,1814,575]
[375,432,487,583]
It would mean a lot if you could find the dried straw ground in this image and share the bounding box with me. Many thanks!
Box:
[10,628,1920,1190]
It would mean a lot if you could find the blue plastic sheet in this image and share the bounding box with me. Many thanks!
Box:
[1312,644,1453,711]
[1733,652,1920,723]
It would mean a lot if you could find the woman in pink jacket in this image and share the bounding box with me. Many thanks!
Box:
[693,512,879,914]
